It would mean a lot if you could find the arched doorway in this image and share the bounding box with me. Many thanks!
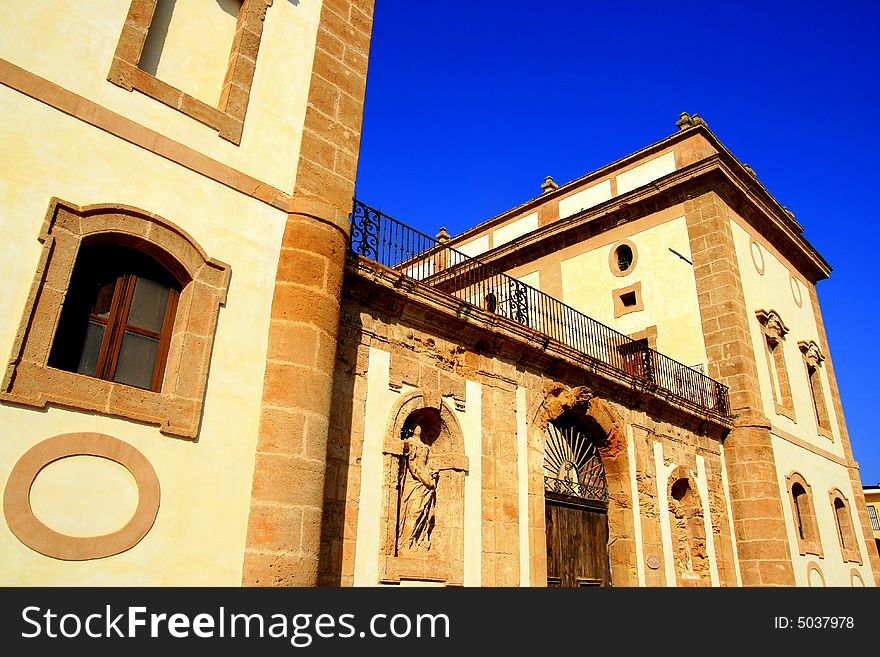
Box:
[543,417,611,587]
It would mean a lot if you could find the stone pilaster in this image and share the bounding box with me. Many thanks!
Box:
[686,191,795,585]
[241,0,374,586]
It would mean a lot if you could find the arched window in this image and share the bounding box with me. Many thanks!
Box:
[543,419,608,503]
[756,310,794,420]
[49,243,181,392]
[1,199,230,439]
[798,341,832,439]
[785,472,821,557]
[829,489,861,564]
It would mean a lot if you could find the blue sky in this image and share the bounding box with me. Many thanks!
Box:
[354,2,880,485]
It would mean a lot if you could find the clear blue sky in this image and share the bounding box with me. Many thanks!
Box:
[354,1,880,485]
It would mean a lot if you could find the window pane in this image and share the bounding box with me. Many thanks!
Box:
[113,331,160,390]
[127,277,170,333]
[76,321,105,376]
[91,280,116,318]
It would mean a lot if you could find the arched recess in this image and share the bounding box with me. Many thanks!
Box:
[379,389,468,585]
[829,488,862,565]
[666,466,710,586]
[1,199,230,439]
[540,387,624,587]
[785,471,822,557]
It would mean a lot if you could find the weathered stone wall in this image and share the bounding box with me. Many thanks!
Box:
[320,263,739,586]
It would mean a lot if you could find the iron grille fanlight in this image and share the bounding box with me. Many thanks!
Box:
[543,422,608,502]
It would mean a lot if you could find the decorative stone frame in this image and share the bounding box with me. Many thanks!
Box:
[850,568,864,587]
[829,488,862,565]
[755,309,795,421]
[3,433,160,560]
[612,281,644,318]
[785,471,822,558]
[806,561,826,587]
[749,239,765,276]
[1,198,230,440]
[379,389,468,586]
[790,274,804,308]
[666,465,710,586]
[107,0,274,144]
[798,340,832,440]
[609,239,638,277]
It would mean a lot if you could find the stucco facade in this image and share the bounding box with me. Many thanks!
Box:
[0,4,874,588]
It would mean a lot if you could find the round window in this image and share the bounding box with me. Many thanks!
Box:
[615,244,634,272]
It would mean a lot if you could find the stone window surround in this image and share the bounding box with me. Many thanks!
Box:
[755,309,795,421]
[107,0,274,145]
[609,239,638,277]
[829,488,862,565]
[0,198,230,440]
[798,340,832,440]
[785,471,823,558]
[612,280,644,318]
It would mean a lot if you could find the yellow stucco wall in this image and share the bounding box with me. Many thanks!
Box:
[730,217,843,450]
[730,216,868,584]
[772,437,875,586]
[558,216,708,369]
[0,0,322,193]
[0,78,288,584]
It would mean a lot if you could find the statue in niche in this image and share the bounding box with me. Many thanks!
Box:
[396,424,438,552]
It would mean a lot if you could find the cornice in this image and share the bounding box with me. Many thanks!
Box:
[344,253,733,438]
[441,123,831,283]
[449,151,831,283]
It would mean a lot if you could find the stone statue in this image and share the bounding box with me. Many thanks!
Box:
[397,425,438,551]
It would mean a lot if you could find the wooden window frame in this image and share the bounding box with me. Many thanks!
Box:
[56,257,180,392]
[1,199,230,440]
[107,0,275,145]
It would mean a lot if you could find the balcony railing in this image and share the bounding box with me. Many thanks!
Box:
[350,200,730,417]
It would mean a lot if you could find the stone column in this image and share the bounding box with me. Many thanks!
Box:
[241,0,374,586]
[685,190,795,586]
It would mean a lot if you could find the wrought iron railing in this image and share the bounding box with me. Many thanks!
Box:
[350,200,730,417]
[544,476,609,503]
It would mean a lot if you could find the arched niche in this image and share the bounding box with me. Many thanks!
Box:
[666,466,710,586]
[379,389,468,586]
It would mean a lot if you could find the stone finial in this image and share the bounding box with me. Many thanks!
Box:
[676,112,708,130]
[541,176,559,193]
[436,226,450,242]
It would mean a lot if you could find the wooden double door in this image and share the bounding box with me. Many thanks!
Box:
[545,494,610,587]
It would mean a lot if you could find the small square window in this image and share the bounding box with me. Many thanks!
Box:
[613,282,643,318]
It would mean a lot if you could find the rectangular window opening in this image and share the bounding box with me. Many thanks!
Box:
[138,0,244,107]
[620,291,637,307]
